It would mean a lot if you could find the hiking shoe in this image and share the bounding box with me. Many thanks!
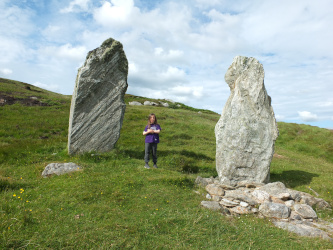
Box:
[144,163,150,169]
[153,164,158,169]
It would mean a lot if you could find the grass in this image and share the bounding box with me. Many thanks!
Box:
[0,77,333,249]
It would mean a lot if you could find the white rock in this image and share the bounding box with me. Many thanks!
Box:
[285,200,295,207]
[129,101,142,106]
[277,192,291,201]
[215,56,278,186]
[206,193,212,199]
[294,204,318,219]
[252,189,271,203]
[240,201,249,207]
[220,198,239,207]
[205,184,225,196]
[42,162,81,177]
[259,202,290,219]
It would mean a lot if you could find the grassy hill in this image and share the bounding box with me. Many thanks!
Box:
[0,77,332,249]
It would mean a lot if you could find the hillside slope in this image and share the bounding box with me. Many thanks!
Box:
[0,78,332,248]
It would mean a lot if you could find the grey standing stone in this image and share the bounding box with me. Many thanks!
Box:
[42,162,81,177]
[68,38,128,155]
[215,56,278,185]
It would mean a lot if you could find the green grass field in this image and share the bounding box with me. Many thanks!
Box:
[1,78,332,249]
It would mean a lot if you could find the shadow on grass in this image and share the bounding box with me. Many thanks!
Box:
[121,149,213,161]
[0,178,30,192]
[270,170,319,188]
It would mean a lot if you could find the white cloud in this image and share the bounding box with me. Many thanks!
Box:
[170,86,204,99]
[275,114,285,121]
[161,66,186,81]
[60,0,91,13]
[298,111,319,122]
[39,44,87,62]
[0,68,13,75]
[93,0,136,26]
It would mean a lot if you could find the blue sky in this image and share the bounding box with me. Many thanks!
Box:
[1,0,333,129]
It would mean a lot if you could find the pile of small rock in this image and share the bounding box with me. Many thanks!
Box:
[196,176,333,241]
[129,100,182,108]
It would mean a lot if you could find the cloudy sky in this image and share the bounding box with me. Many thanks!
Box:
[1,0,333,129]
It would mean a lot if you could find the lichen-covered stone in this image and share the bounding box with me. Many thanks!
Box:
[259,202,290,219]
[68,38,128,155]
[42,162,81,177]
[215,56,278,185]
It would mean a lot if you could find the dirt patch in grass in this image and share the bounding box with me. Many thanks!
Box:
[0,93,49,106]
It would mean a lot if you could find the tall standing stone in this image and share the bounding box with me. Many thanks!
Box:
[68,38,128,155]
[215,56,278,186]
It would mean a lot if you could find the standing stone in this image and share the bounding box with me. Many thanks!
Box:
[68,38,128,155]
[215,56,279,185]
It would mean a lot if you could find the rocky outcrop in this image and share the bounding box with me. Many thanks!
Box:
[197,177,332,240]
[42,162,81,177]
[215,56,279,186]
[68,38,128,155]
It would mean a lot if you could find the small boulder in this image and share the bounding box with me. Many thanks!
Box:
[205,184,225,196]
[259,202,291,219]
[294,204,318,219]
[42,162,81,177]
[257,182,287,196]
[129,101,142,106]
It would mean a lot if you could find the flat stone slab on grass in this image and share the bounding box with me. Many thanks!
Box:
[273,221,332,240]
[42,162,82,177]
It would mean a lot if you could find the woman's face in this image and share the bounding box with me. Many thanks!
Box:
[149,115,155,123]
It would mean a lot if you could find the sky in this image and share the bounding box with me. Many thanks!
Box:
[1,0,333,129]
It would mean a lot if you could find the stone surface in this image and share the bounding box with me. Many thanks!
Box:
[197,175,332,241]
[159,101,169,107]
[294,204,318,219]
[200,201,221,211]
[68,38,128,155]
[144,101,158,106]
[220,198,239,207]
[195,176,209,187]
[224,189,258,206]
[229,206,251,214]
[206,184,225,196]
[285,200,295,207]
[129,101,142,106]
[273,221,331,240]
[257,182,287,196]
[215,56,278,186]
[42,162,81,177]
[252,189,271,203]
[259,202,290,219]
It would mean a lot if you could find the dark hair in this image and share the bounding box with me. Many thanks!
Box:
[147,113,157,129]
